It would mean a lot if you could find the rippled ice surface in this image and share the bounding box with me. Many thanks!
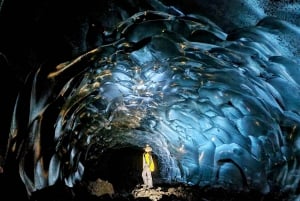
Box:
[6,2,300,200]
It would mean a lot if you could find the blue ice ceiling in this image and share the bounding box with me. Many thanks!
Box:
[4,0,300,200]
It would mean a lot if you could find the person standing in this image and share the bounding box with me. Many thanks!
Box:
[142,144,155,189]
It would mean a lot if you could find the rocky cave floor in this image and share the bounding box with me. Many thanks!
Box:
[0,171,295,201]
[28,182,292,201]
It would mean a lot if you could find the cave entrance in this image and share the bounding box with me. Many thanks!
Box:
[84,147,146,193]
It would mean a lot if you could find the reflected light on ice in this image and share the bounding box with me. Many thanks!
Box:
[4,1,300,201]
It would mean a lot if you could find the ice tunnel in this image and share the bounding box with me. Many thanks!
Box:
[1,0,300,201]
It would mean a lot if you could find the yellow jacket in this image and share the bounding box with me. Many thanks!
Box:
[143,152,155,172]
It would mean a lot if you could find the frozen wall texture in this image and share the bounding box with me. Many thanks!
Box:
[1,0,300,200]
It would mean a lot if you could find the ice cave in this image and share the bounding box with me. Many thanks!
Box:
[0,0,300,200]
